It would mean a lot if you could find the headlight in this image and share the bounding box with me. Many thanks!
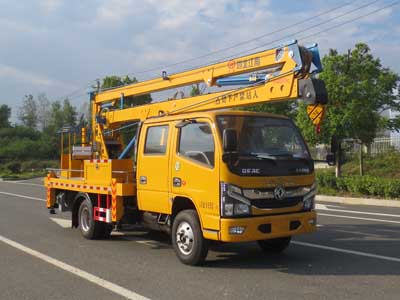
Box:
[303,182,316,211]
[220,182,251,217]
[228,184,242,195]
[303,195,315,210]
[234,203,250,215]
[224,203,234,216]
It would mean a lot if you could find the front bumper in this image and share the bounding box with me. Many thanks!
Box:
[219,210,317,242]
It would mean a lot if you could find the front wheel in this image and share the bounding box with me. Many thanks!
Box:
[257,236,291,253]
[172,210,208,266]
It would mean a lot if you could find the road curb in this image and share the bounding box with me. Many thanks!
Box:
[316,195,400,208]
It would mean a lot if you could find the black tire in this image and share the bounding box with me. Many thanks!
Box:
[172,210,208,266]
[78,198,105,239]
[257,236,291,253]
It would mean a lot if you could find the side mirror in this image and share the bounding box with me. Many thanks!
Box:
[326,153,336,166]
[223,128,237,152]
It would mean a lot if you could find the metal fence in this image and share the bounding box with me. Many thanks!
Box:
[369,137,400,154]
[344,137,400,156]
[309,137,400,160]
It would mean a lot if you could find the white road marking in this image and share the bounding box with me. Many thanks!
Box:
[315,204,328,209]
[324,204,344,208]
[110,232,147,237]
[0,191,45,202]
[319,213,400,224]
[0,234,150,300]
[111,231,125,236]
[136,240,162,247]
[4,181,44,187]
[293,241,400,263]
[332,229,384,238]
[316,204,400,218]
[50,218,72,228]
[316,204,342,209]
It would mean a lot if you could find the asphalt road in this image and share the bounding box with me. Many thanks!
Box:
[1,178,400,300]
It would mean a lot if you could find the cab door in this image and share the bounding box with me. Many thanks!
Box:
[136,123,171,214]
[170,119,220,231]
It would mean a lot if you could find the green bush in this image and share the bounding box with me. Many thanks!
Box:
[316,172,400,199]
[364,176,385,196]
[21,160,57,171]
[6,161,21,173]
[335,177,347,191]
[316,172,336,188]
[383,181,400,198]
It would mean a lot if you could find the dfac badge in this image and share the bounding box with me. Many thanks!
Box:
[274,186,286,200]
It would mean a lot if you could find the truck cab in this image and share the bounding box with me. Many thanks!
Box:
[136,111,317,264]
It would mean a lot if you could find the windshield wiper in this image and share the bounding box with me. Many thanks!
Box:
[239,153,277,163]
[265,152,292,157]
[276,153,311,163]
[248,152,311,162]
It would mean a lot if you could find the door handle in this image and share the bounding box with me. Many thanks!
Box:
[140,176,147,184]
[173,177,181,187]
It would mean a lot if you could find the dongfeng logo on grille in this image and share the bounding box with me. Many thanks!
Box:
[274,186,286,200]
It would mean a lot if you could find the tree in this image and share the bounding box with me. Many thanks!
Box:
[37,93,51,131]
[47,101,64,132]
[323,44,399,142]
[0,104,11,128]
[18,94,38,129]
[62,98,77,127]
[301,44,400,176]
[0,125,42,160]
[190,84,201,97]
[101,75,152,108]
[41,101,64,159]
[78,102,90,128]
[245,102,295,117]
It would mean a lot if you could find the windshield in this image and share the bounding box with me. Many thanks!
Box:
[217,115,310,158]
[216,115,312,177]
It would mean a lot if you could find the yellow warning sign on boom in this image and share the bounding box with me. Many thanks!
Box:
[307,104,325,126]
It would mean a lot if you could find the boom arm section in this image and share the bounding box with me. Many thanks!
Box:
[94,41,311,104]
[104,74,324,124]
[91,41,327,159]
[94,41,326,124]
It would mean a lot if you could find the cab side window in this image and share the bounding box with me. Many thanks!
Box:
[178,123,214,167]
[144,125,169,154]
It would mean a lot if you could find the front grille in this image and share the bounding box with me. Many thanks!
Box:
[250,196,303,209]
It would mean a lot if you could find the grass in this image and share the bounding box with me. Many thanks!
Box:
[317,151,400,179]
[0,159,58,180]
[0,170,47,180]
[341,151,400,178]
[316,151,400,199]
[317,185,372,198]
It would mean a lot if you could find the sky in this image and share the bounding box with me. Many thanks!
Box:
[1,0,399,121]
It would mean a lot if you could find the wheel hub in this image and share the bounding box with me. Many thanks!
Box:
[80,207,90,232]
[176,221,194,255]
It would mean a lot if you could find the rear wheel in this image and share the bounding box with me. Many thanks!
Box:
[257,237,291,253]
[172,210,208,266]
[78,198,105,239]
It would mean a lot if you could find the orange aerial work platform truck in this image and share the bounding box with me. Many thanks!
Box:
[45,40,334,265]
